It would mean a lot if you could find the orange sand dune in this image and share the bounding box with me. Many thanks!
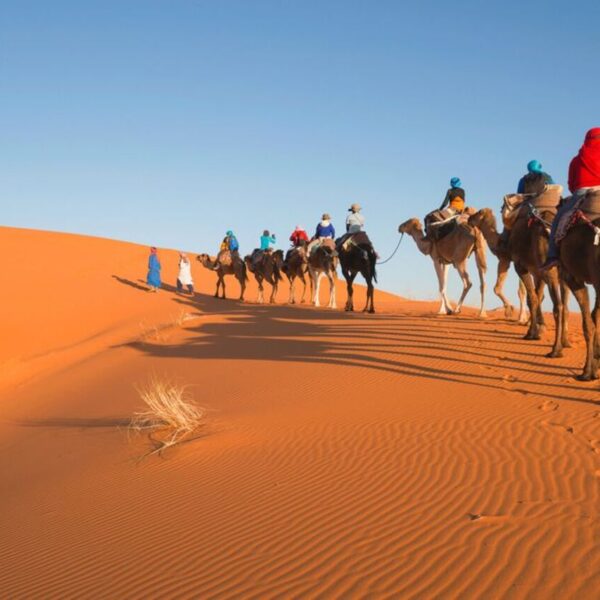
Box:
[1,226,599,598]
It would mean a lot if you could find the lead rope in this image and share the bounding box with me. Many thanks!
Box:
[376,233,404,265]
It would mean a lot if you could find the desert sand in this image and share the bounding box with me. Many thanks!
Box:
[1,225,599,598]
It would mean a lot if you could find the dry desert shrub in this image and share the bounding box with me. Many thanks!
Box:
[130,376,204,454]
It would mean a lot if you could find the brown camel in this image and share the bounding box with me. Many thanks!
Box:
[557,203,600,379]
[307,241,338,309]
[282,246,311,304]
[244,249,284,304]
[469,207,569,357]
[398,217,487,317]
[337,233,377,313]
[197,252,247,300]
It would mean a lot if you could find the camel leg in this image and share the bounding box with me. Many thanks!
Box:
[591,293,600,377]
[344,270,356,312]
[517,268,541,340]
[257,279,264,304]
[433,261,452,315]
[299,274,307,304]
[314,272,322,307]
[475,249,487,318]
[517,278,528,324]
[270,279,278,304]
[239,273,246,301]
[560,281,571,348]
[544,271,564,358]
[288,277,295,304]
[534,276,546,333]
[363,275,375,314]
[328,271,337,309]
[454,261,472,315]
[494,258,514,318]
[569,284,596,380]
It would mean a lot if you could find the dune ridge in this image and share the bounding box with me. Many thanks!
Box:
[1,226,599,598]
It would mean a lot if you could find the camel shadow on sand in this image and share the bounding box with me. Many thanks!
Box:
[112,275,600,407]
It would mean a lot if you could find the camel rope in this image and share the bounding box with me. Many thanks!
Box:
[376,234,404,265]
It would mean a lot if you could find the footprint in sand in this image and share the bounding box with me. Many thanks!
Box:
[539,400,559,412]
[467,513,507,523]
[543,420,574,434]
[590,440,600,454]
[502,374,518,383]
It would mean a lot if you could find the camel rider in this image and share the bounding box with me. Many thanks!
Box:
[346,203,365,233]
[289,225,309,247]
[260,230,276,251]
[307,213,336,255]
[251,230,276,269]
[214,230,240,269]
[440,177,466,213]
[517,160,554,194]
[337,203,367,249]
[542,127,600,270]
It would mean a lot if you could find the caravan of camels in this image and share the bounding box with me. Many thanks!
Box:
[197,127,600,380]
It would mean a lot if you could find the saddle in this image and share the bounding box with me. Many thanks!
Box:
[556,190,600,244]
[502,184,563,229]
[217,249,233,267]
[425,209,471,242]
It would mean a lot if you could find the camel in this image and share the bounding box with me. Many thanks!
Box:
[469,207,569,358]
[398,217,487,317]
[244,250,284,304]
[282,246,311,304]
[197,252,247,300]
[557,202,600,379]
[307,241,338,309]
[337,233,377,313]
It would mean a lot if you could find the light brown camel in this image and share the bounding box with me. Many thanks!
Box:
[557,198,600,379]
[307,241,338,309]
[398,217,487,317]
[282,246,311,304]
[244,249,284,304]
[469,207,569,358]
[197,252,247,300]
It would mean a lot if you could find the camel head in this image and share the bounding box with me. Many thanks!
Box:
[398,218,423,236]
[468,208,497,232]
[197,253,216,269]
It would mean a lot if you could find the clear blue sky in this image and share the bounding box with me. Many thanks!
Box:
[2,0,599,302]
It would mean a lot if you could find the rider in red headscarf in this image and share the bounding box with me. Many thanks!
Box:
[568,127,600,192]
[543,128,600,269]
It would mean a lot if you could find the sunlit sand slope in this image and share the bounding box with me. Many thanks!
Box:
[0,226,598,598]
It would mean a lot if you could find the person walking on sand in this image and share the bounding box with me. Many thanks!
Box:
[176,252,194,295]
[147,247,161,292]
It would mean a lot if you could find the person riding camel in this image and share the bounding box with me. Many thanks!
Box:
[440,177,466,213]
[251,230,277,270]
[517,160,554,195]
[542,127,600,270]
[424,177,466,238]
[214,230,240,269]
[337,203,366,249]
[307,213,336,255]
[289,225,309,248]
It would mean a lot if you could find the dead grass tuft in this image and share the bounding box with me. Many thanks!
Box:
[130,376,204,455]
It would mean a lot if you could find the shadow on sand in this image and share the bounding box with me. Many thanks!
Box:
[106,275,599,407]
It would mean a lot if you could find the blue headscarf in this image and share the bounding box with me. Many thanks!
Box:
[527,160,543,174]
[226,230,233,236]
[450,177,462,188]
